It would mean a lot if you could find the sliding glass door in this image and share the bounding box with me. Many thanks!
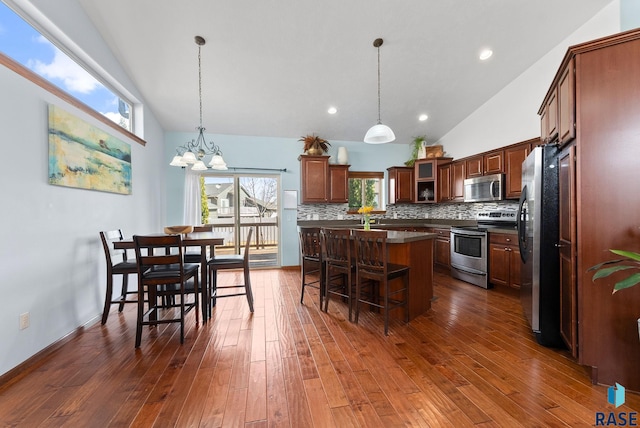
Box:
[202,173,279,267]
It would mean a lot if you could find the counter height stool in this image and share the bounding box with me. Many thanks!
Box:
[321,228,355,321]
[99,229,139,325]
[299,227,324,307]
[353,229,410,335]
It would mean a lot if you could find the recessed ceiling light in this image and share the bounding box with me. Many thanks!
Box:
[328,107,337,114]
[419,114,428,121]
[479,49,493,61]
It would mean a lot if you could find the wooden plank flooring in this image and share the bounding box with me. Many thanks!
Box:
[1,269,638,427]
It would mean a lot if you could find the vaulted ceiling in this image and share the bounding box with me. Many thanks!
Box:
[78,0,612,145]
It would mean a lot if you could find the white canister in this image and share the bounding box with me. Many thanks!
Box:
[337,147,348,165]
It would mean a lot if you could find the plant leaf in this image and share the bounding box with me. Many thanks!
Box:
[591,265,637,281]
[613,273,640,293]
[587,259,626,271]
[610,249,640,262]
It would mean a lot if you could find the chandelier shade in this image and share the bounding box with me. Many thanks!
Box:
[170,36,228,170]
[364,38,395,144]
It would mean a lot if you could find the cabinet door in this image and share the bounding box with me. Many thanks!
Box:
[432,228,450,269]
[328,165,349,203]
[450,161,466,201]
[388,167,414,204]
[465,156,483,178]
[509,246,522,289]
[558,58,576,146]
[415,159,435,180]
[484,150,505,174]
[504,143,531,199]
[559,146,577,357]
[543,88,558,143]
[438,164,451,202]
[300,155,328,203]
[489,244,509,287]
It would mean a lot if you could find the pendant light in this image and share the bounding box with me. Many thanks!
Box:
[170,36,228,170]
[364,38,395,144]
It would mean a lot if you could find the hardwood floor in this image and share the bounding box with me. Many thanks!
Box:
[1,269,638,427]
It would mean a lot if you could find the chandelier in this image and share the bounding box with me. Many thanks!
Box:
[363,38,395,144]
[170,36,227,170]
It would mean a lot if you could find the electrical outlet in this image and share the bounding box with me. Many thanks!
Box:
[19,312,29,330]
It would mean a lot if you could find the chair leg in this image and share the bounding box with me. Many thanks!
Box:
[300,263,306,304]
[118,274,129,312]
[102,273,114,325]
[135,284,144,348]
[209,267,217,308]
[179,284,185,344]
[244,266,254,312]
[384,280,389,336]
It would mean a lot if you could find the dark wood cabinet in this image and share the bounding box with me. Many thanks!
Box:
[465,155,483,178]
[557,57,575,146]
[541,88,558,144]
[415,158,452,203]
[450,161,465,201]
[437,163,451,202]
[328,165,349,203]
[299,155,348,203]
[538,29,640,390]
[489,233,521,289]
[387,166,414,204]
[559,145,577,357]
[299,155,328,203]
[483,150,505,174]
[427,227,450,270]
[504,140,536,199]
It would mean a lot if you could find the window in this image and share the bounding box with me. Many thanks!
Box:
[348,171,384,212]
[0,2,132,131]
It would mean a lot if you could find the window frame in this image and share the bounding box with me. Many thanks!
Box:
[347,171,385,214]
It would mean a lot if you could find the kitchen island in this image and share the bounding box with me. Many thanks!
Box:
[381,230,436,320]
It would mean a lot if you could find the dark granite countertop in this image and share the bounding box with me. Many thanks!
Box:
[297,219,476,229]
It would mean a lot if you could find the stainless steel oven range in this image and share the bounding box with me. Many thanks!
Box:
[450,209,517,289]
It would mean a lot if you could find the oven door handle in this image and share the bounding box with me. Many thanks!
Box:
[451,263,487,276]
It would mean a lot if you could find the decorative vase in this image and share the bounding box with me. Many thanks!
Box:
[363,214,370,230]
[337,147,348,164]
[307,146,323,155]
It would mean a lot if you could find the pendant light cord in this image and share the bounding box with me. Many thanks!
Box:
[198,44,203,130]
[376,44,381,124]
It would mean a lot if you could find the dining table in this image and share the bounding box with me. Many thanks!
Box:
[113,231,224,321]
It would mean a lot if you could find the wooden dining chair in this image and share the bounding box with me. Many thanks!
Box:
[133,234,200,347]
[321,228,355,321]
[207,227,254,312]
[299,227,324,307]
[352,229,410,335]
[99,229,139,325]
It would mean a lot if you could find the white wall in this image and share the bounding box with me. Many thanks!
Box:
[0,0,166,376]
[437,0,621,158]
[164,133,410,266]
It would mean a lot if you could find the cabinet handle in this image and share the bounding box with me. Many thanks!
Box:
[505,238,511,242]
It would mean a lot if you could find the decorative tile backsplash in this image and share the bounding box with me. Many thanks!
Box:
[297,201,519,221]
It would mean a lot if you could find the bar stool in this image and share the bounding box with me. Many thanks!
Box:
[321,228,355,321]
[352,229,410,335]
[299,227,324,307]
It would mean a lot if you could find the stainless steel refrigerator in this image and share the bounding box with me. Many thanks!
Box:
[517,145,563,347]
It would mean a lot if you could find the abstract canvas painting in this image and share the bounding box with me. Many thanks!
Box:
[48,104,132,195]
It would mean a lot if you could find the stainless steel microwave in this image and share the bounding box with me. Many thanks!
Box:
[463,173,504,202]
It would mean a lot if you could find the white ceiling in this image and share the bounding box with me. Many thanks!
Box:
[78,0,612,145]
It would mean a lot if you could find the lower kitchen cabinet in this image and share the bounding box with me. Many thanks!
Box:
[428,227,450,270]
[488,232,521,289]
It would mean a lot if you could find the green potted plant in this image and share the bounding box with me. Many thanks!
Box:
[404,135,426,167]
[299,134,330,155]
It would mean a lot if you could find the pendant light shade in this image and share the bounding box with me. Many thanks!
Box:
[364,38,395,144]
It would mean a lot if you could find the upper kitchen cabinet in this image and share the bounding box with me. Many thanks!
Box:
[504,139,539,199]
[387,166,414,204]
[299,155,349,203]
[437,160,465,202]
[464,151,504,178]
[483,150,505,175]
[415,158,452,203]
[540,57,575,147]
